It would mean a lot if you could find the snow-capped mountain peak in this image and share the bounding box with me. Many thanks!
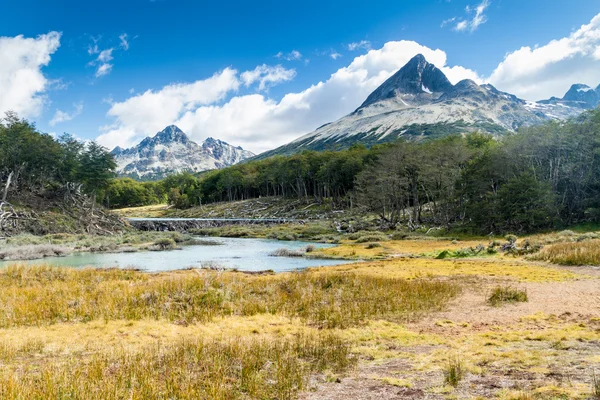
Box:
[359,53,453,109]
[111,126,255,180]
[257,55,595,159]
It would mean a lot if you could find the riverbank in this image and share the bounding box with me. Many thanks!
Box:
[0,231,196,261]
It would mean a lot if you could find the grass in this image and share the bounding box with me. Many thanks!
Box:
[317,257,577,282]
[443,357,464,387]
[0,244,70,260]
[0,261,462,398]
[190,221,339,242]
[0,231,197,261]
[0,265,459,329]
[487,286,529,306]
[593,370,600,399]
[532,239,600,265]
[0,331,353,400]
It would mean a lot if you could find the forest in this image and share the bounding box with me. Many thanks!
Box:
[0,111,116,206]
[100,109,600,234]
[6,107,600,235]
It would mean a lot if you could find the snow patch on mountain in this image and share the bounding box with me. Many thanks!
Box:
[111,125,254,180]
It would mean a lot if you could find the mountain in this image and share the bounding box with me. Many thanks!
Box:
[529,83,600,118]
[111,125,255,180]
[258,54,592,158]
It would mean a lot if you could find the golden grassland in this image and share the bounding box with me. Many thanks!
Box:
[0,231,598,399]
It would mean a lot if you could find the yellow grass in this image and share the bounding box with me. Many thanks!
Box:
[314,239,488,260]
[313,257,578,282]
[532,239,600,265]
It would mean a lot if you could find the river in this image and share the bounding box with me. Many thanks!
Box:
[1,237,350,273]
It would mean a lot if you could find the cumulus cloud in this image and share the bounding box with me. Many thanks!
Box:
[98,40,480,153]
[487,13,600,100]
[0,31,61,118]
[445,0,490,33]
[97,68,240,148]
[240,65,296,91]
[330,51,342,60]
[347,40,371,51]
[49,102,83,126]
[275,50,302,61]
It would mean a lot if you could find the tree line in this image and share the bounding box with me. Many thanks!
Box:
[102,109,600,234]
[0,112,116,204]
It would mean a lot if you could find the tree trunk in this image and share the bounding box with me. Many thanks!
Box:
[2,171,13,202]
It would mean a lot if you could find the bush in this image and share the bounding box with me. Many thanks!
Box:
[270,248,305,257]
[391,232,408,240]
[152,238,177,250]
[505,234,518,244]
[366,242,382,249]
[487,286,528,306]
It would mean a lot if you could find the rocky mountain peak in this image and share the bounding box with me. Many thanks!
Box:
[111,126,255,180]
[359,54,453,108]
[153,125,189,144]
[562,84,600,108]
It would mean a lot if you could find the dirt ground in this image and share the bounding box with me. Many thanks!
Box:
[302,265,600,400]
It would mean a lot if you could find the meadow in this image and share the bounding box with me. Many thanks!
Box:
[0,230,598,399]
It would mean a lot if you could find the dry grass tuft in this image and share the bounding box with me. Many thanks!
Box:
[532,239,600,265]
[487,286,528,306]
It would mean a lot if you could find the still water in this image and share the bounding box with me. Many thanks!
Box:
[2,237,350,273]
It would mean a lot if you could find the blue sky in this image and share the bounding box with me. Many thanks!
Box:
[1,0,600,153]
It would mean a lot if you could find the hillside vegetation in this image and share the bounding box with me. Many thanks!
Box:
[111,109,600,235]
[0,112,123,236]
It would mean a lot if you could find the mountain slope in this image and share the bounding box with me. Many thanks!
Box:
[258,54,591,159]
[111,125,254,180]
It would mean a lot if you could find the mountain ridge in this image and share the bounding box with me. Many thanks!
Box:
[256,54,597,159]
[111,126,254,180]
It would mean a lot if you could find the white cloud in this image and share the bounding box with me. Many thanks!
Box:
[119,34,129,50]
[95,63,113,77]
[445,0,490,33]
[487,13,600,100]
[275,50,303,61]
[240,64,296,91]
[454,21,468,32]
[98,41,479,153]
[97,49,114,63]
[441,17,456,27]
[347,40,371,51]
[49,102,83,126]
[0,31,61,118]
[470,0,490,31]
[88,35,130,78]
[330,51,342,60]
[97,68,240,148]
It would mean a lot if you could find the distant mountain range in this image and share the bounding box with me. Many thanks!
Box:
[111,125,254,180]
[258,54,598,158]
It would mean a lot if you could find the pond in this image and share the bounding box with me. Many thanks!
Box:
[1,237,351,273]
